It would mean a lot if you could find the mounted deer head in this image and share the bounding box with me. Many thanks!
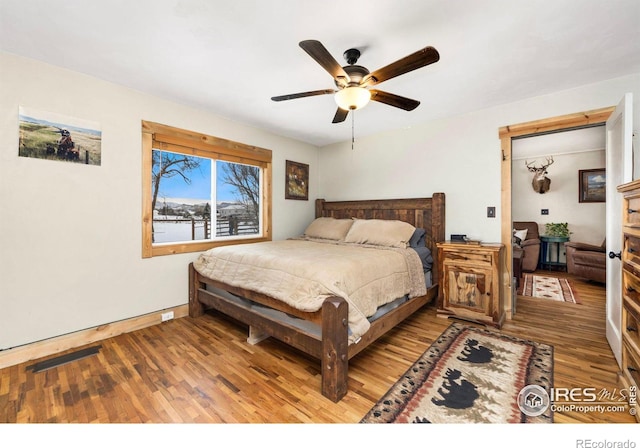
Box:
[525,156,554,194]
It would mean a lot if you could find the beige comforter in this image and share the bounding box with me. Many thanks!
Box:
[193,238,426,343]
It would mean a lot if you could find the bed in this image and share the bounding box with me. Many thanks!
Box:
[188,193,445,402]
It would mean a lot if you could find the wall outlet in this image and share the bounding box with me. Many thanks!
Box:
[161,311,174,322]
[541,209,549,215]
[487,206,496,218]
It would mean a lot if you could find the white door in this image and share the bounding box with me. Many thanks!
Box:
[606,92,634,367]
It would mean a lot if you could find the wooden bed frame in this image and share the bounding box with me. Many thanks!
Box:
[188,193,445,402]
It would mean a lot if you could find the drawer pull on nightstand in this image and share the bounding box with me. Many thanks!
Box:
[629,208,638,214]
[626,286,636,293]
[629,248,636,253]
[609,251,622,260]
[627,326,638,332]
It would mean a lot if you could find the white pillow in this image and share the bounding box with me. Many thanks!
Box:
[344,219,416,248]
[303,217,354,241]
[513,229,528,241]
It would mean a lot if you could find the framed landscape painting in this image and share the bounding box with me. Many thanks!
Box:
[285,160,309,200]
[579,168,606,203]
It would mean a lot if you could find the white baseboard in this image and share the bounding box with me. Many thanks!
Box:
[0,304,189,370]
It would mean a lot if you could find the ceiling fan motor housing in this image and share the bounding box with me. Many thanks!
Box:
[335,64,370,88]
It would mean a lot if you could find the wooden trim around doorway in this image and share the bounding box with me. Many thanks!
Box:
[499,106,614,319]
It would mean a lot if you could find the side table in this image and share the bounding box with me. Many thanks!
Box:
[539,236,569,270]
[436,241,505,328]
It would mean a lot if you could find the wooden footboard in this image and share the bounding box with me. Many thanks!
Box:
[189,262,349,401]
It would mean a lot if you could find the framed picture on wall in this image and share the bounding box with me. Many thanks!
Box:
[285,160,309,200]
[579,168,606,203]
[18,106,102,166]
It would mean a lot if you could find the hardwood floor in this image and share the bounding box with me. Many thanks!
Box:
[0,271,635,424]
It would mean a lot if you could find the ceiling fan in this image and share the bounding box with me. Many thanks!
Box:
[271,40,440,124]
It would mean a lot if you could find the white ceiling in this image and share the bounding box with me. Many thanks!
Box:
[1,0,639,147]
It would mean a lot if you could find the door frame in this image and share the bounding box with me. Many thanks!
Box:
[499,106,614,318]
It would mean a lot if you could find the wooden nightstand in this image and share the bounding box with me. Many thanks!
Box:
[436,241,505,328]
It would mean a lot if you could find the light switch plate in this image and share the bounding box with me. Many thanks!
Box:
[487,206,496,218]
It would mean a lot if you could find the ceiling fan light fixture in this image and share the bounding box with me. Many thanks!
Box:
[335,86,371,111]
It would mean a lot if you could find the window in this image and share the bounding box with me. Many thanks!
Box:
[142,121,272,257]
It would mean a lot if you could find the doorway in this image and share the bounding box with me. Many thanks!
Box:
[499,106,614,318]
[512,126,606,266]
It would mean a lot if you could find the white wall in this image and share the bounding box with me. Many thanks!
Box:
[318,73,640,244]
[512,150,606,246]
[0,52,319,350]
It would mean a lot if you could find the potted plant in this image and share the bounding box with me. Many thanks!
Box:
[544,222,571,238]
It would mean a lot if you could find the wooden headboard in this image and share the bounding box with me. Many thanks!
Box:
[315,193,446,281]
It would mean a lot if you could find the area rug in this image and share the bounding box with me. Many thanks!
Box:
[360,323,554,423]
[517,274,580,303]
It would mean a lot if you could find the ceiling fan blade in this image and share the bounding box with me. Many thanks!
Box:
[363,46,439,86]
[271,89,335,102]
[299,40,350,85]
[369,90,420,111]
[332,108,349,123]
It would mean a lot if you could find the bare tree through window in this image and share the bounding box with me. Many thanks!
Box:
[152,150,206,243]
[218,161,260,236]
[151,151,261,242]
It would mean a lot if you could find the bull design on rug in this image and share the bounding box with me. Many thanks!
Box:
[432,368,479,409]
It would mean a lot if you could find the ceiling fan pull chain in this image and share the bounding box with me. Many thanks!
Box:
[351,111,355,150]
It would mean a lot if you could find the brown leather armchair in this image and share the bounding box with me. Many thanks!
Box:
[565,241,606,283]
[513,221,541,272]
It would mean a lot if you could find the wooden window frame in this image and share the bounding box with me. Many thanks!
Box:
[142,121,272,258]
